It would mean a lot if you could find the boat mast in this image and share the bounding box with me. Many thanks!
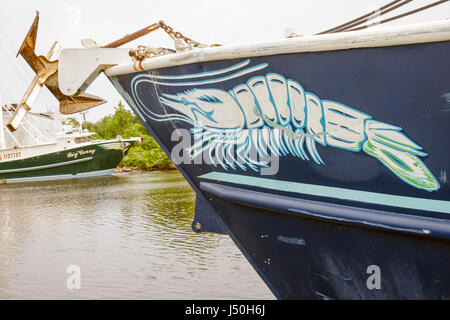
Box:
[81,112,87,133]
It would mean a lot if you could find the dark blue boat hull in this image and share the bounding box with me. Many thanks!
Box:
[109,40,450,299]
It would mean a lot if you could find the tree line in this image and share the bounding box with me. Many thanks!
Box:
[85,102,173,170]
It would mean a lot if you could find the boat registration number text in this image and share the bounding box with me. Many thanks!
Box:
[0,151,21,161]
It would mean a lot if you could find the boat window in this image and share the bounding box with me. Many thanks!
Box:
[75,137,91,143]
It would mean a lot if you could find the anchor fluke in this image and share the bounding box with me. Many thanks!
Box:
[13,11,107,123]
[59,92,107,115]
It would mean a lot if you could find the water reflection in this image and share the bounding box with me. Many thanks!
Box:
[0,171,274,299]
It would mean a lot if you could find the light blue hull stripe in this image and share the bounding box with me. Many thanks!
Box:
[199,172,450,214]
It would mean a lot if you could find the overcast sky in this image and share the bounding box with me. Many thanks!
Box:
[0,0,449,122]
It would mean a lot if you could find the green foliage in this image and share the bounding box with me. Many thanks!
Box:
[87,102,173,170]
[64,117,80,128]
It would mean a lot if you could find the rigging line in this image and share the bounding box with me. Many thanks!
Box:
[329,0,414,33]
[317,0,407,34]
[347,0,450,31]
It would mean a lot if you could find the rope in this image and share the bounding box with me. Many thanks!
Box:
[347,0,449,32]
[318,0,409,34]
[318,0,449,34]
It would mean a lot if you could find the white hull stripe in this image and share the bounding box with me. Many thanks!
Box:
[105,20,450,77]
[199,172,450,214]
[0,157,93,174]
[2,168,115,183]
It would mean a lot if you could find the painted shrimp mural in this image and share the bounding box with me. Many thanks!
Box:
[130,59,439,192]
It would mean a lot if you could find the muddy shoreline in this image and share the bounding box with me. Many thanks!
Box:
[113,164,177,173]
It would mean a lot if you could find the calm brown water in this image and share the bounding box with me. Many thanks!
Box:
[0,170,274,299]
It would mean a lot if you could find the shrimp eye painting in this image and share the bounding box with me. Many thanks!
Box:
[131,60,439,192]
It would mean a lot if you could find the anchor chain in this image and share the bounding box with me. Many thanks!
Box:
[158,20,208,50]
[129,46,175,61]
[129,20,220,61]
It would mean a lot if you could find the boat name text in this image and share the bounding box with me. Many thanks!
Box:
[67,149,96,159]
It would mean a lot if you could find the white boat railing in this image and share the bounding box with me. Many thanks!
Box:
[2,104,53,148]
[0,104,23,149]
[3,126,23,149]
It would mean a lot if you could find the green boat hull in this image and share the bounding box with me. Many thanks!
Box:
[0,142,134,183]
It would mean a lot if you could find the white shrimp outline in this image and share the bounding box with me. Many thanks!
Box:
[130,60,440,192]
